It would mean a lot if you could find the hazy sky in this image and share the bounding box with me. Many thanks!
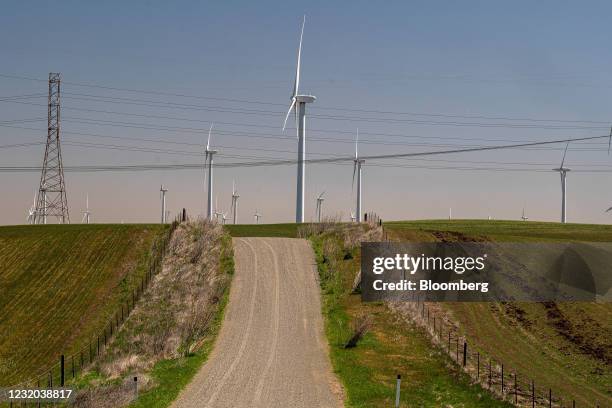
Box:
[2,1,612,225]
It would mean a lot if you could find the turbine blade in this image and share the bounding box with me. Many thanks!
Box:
[355,128,359,159]
[293,15,305,98]
[207,123,213,150]
[560,142,569,168]
[352,161,357,192]
[606,206,612,212]
[282,98,296,131]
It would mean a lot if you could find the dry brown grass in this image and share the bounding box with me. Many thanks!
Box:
[75,220,228,406]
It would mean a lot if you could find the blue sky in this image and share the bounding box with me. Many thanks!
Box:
[2,1,612,224]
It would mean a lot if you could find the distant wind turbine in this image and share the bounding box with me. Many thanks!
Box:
[283,15,316,223]
[352,129,365,222]
[254,209,262,224]
[552,142,571,223]
[160,185,168,224]
[521,207,528,221]
[82,194,92,224]
[231,180,240,224]
[350,209,356,222]
[315,191,325,223]
[204,124,218,220]
[27,189,37,224]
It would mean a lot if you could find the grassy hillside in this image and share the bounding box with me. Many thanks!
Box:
[385,220,612,406]
[0,224,164,386]
[310,226,510,407]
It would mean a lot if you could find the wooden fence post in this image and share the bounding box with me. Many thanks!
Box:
[532,380,535,408]
[501,364,504,393]
[477,352,480,379]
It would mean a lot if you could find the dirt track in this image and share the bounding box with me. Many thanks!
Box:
[172,237,343,408]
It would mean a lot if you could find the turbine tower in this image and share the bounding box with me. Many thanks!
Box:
[283,15,316,223]
[352,129,365,222]
[27,189,37,224]
[231,180,240,224]
[160,185,168,224]
[82,194,91,224]
[34,73,69,224]
[552,143,571,223]
[315,191,325,222]
[254,209,262,224]
[204,124,217,220]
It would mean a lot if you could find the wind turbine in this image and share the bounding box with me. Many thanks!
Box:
[231,180,240,224]
[160,185,168,224]
[82,194,91,224]
[283,15,316,223]
[27,189,37,224]
[349,209,356,222]
[521,207,528,221]
[552,142,571,223]
[204,124,218,220]
[213,195,223,223]
[352,129,365,223]
[254,209,262,224]
[315,191,325,223]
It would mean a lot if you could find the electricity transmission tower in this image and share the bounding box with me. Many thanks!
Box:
[33,73,69,224]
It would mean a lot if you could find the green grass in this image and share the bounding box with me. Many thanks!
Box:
[128,231,234,408]
[386,219,612,242]
[0,224,164,386]
[311,231,511,407]
[224,223,299,237]
[385,219,612,406]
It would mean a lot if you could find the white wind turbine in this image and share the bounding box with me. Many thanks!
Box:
[254,209,262,224]
[213,195,223,223]
[352,129,365,223]
[27,189,37,224]
[82,194,92,224]
[231,180,240,224]
[204,124,218,220]
[160,185,168,224]
[349,209,356,223]
[521,207,528,221]
[552,142,571,223]
[283,15,316,224]
[315,191,325,222]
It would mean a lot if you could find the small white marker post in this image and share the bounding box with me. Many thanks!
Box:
[395,374,401,407]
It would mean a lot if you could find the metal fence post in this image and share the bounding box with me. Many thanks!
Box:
[532,380,535,408]
[462,342,467,367]
[134,376,138,399]
[501,364,504,393]
[60,354,64,386]
[549,388,552,408]
[395,374,401,408]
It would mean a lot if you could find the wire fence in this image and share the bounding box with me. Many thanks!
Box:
[1,214,182,401]
[396,290,604,408]
[378,224,605,408]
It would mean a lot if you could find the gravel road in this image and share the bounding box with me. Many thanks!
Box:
[171,237,343,408]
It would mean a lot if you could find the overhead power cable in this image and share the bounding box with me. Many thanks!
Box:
[0,133,608,173]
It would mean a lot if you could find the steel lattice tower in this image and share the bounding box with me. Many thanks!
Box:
[33,73,69,224]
